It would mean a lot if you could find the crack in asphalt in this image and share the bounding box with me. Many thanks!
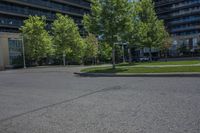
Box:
[0,85,122,124]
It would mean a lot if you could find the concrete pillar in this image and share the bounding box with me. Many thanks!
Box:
[0,32,20,69]
[0,36,9,68]
[0,43,3,70]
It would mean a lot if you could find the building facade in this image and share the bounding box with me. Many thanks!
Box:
[154,0,200,56]
[0,0,90,69]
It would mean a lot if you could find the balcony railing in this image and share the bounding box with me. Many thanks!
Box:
[155,0,184,7]
[63,0,90,7]
[169,17,200,25]
[0,18,23,27]
[171,0,200,9]
[0,2,89,22]
[2,0,90,17]
[172,8,200,17]
[156,1,200,14]
[171,25,200,32]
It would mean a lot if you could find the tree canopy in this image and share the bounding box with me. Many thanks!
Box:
[20,0,172,66]
[136,0,168,61]
[52,14,84,63]
[83,0,133,68]
[20,16,52,62]
[83,33,99,64]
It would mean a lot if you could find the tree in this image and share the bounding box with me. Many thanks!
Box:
[83,33,99,64]
[83,0,133,69]
[99,42,112,63]
[83,0,102,36]
[52,14,84,65]
[20,16,52,64]
[160,30,172,61]
[137,0,166,62]
[123,1,143,63]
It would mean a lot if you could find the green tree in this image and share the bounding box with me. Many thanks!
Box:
[159,30,172,61]
[83,33,99,64]
[20,16,52,64]
[52,14,84,65]
[99,42,112,62]
[123,1,143,63]
[83,0,133,69]
[137,0,166,61]
[83,0,102,36]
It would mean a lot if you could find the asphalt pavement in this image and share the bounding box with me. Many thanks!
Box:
[0,66,200,133]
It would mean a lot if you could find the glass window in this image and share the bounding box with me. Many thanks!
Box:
[8,38,23,65]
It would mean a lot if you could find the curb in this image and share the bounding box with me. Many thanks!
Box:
[74,72,200,77]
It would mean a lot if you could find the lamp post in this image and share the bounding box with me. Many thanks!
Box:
[21,36,26,69]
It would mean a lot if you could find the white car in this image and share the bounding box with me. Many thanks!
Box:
[139,57,150,61]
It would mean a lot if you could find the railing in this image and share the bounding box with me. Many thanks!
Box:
[171,8,200,17]
[0,3,56,20]
[155,0,184,6]
[171,25,200,32]
[0,2,86,22]
[172,0,200,9]
[0,16,23,26]
[0,27,19,33]
[156,0,200,14]
[170,17,200,24]
[63,0,90,7]
[4,0,89,16]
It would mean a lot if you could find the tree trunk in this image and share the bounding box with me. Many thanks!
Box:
[128,48,132,63]
[63,56,65,66]
[165,50,168,62]
[112,43,116,69]
[94,57,97,65]
[149,47,152,62]
[63,51,66,66]
[122,45,125,63]
[93,57,95,65]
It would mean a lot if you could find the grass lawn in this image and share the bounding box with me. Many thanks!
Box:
[82,66,200,73]
[117,60,200,66]
[82,60,200,73]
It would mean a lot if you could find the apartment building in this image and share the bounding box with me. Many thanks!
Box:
[154,0,200,56]
[0,0,90,69]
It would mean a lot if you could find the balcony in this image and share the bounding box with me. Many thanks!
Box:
[155,0,184,7]
[0,3,56,20]
[171,8,200,17]
[169,17,200,25]
[156,1,200,14]
[0,18,23,27]
[171,25,200,32]
[0,6,82,27]
[1,0,90,17]
[159,7,200,20]
[62,0,90,8]
[171,0,200,9]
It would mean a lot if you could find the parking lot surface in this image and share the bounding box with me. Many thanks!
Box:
[0,67,200,133]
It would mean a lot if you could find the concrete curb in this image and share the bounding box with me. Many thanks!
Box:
[74,72,200,77]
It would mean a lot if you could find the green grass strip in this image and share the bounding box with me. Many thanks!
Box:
[82,66,200,73]
[117,60,200,66]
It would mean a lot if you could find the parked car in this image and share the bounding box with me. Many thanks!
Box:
[139,57,150,62]
[132,57,160,62]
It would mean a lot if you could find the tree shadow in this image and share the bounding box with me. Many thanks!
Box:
[85,67,128,73]
[116,63,137,67]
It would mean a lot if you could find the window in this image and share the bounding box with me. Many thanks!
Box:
[8,38,23,65]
